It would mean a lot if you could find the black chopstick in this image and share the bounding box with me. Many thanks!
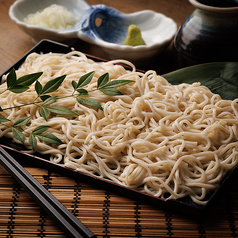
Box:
[0,146,96,238]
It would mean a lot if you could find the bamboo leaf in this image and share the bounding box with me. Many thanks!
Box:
[0,116,10,123]
[76,97,103,110]
[36,133,63,144]
[40,107,50,121]
[101,80,134,88]
[42,96,58,105]
[32,125,50,134]
[29,134,37,150]
[7,68,17,88]
[77,71,94,88]
[45,106,78,115]
[100,87,123,96]
[163,62,238,100]
[97,73,109,88]
[12,128,25,144]
[41,75,66,95]
[16,72,43,86]
[13,116,31,127]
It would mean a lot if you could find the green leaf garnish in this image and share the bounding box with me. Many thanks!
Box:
[32,125,50,134]
[40,107,50,121]
[97,73,109,88]
[76,71,95,88]
[13,116,31,127]
[76,97,103,110]
[42,96,58,105]
[0,116,10,123]
[29,134,37,150]
[9,85,29,93]
[101,80,134,88]
[45,106,78,115]
[99,87,123,96]
[7,68,17,88]
[12,128,25,144]
[77,88,88,96]
[41,75,66,95]
[35,81,42,95]
[16,72,43,86]
[72,80,77,90]
[36,133,63,144]
[40,95,51,102]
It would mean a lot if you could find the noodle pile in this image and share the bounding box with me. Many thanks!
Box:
[1,51,238,205]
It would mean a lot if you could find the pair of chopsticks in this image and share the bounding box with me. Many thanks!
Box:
[0,146,96,238]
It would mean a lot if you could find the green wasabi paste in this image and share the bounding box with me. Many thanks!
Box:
[123,24,146,46]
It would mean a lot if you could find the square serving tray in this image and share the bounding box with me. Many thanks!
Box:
[1,39,237,219]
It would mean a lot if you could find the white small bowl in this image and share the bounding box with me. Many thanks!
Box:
[9,0,177,63]
[9,0,91,43]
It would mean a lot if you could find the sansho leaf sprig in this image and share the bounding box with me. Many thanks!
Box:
[0,68,134,150]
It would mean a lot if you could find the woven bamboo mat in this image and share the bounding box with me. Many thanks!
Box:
[1,164,238,238]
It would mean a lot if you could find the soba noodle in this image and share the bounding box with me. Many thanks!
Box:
[1,51,238,205]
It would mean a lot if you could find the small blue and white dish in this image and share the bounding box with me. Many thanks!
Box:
[9,0,177,63]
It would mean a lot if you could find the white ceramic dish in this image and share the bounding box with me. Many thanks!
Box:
[9,0,177,63]
[8,0,90,43]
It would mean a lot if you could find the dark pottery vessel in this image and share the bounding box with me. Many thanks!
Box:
[174,0,238,67]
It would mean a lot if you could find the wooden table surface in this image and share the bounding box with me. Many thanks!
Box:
[0,0,195,75]
[3,1,238,238]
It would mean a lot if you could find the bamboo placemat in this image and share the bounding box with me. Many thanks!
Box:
[1,163,238,238]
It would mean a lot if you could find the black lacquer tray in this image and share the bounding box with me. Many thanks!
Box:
[1,39,237,219]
